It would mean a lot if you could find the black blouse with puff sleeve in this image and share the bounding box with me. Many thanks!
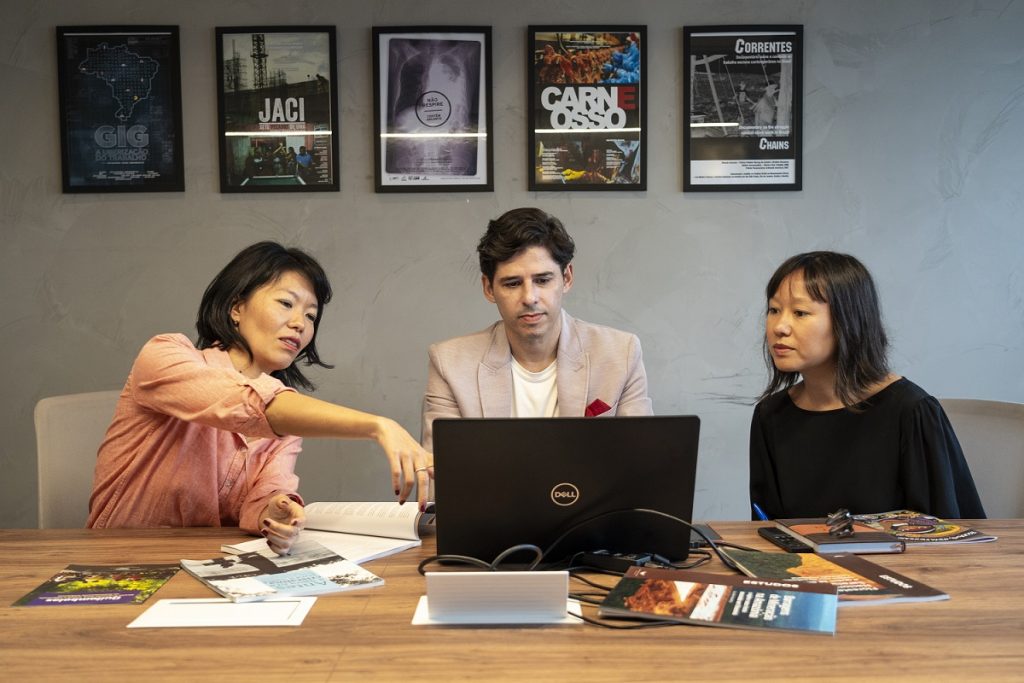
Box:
[749,378,986,520]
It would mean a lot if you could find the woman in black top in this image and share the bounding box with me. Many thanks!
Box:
[749,252,985,520]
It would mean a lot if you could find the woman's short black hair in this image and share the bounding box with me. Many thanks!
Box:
[760,251,890,408]
[477,207,575,282]
[196,241,333,391]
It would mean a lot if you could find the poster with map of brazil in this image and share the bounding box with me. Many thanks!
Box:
[57,26,184,192]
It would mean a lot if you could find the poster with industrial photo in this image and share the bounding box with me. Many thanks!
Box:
[373,27,493,192]
[683,25,803,191]
[56,26,184,193]
[528,26,646,191]
[216,26,339,192]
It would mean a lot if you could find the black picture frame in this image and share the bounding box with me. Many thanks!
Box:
[683,25,803,191]
[215,26,339,193]
[527,26,646,191]
[372,26,493,192]
[56,25,185,193]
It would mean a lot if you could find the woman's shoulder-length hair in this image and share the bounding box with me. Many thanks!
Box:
[196,241,334,390]
[760,251,890,408]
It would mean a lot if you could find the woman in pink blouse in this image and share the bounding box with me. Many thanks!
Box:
[88,242,432,554]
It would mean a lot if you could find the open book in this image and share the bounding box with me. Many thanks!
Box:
[222,501,425,564]
[182,538,383,603]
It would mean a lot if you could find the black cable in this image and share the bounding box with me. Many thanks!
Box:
[711,540,761,553]
[568,611,680,629]
[568,571,619,592]
[417,543,543,575]
[419,510,747,575]
[491,543,543,569]
[566,563,628,577]
[667,549,712,570]
[417,554,491,574]
[540,507,743,572]
[570,591,611,604]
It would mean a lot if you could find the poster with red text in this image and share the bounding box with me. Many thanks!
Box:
[529,27,646,191]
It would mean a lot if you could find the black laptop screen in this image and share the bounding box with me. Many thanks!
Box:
[432,415,700,565]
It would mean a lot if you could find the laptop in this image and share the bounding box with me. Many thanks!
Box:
[432,415,700,566]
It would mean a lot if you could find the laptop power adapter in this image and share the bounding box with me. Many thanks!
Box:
[577,551,653,573]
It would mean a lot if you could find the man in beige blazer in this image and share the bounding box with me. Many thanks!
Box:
[421,207,652,450]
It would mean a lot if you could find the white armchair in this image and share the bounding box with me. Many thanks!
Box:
[34,390,121,528]
[940,398,1024,518]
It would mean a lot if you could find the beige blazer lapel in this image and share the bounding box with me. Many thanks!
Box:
[478,323,513,417]
[555,312,589,416]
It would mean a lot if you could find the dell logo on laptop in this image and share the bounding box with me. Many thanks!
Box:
[550,483,580,506]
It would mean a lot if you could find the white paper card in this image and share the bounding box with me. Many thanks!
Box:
[413,571,572,625]
[412,596,581,626]
[127,596,316,628]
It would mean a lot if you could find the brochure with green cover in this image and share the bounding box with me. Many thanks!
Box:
[13,564,179,606]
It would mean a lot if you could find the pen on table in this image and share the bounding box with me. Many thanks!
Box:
[751,503,769,521]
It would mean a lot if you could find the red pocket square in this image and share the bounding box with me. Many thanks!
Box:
[585,399,611,417]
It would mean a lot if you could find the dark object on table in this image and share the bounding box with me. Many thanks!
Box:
[827,508,854,537]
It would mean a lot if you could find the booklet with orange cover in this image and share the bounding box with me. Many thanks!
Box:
[774,518,905,554]
[598,565,838,634]
[722,548,948,606]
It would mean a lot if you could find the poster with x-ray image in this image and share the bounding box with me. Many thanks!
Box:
[373,27,493,192]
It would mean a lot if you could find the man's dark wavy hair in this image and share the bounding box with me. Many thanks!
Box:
[196,241,333,390]
[477,207,575,282]
[760,251,890,408]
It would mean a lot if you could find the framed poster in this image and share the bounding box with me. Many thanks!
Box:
[216,26,339,192]
[683,25,803,191]
[528,26,646,191]
[56,26,184,193]
[373,26,493,192]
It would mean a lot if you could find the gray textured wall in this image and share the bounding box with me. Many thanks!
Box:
[2,0,1022,528]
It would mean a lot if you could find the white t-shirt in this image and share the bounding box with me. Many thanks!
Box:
[511,358,559,418]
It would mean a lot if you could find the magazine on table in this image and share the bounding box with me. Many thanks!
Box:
[721,548,948,606]
[598,565,838,635]
[12,564,179,606]
[182,538,383,603]
[853,510,997,544]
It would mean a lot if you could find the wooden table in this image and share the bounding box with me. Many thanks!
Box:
[2,521,1022,682]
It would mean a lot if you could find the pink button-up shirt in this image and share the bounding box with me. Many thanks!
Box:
[88,333,303,533]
